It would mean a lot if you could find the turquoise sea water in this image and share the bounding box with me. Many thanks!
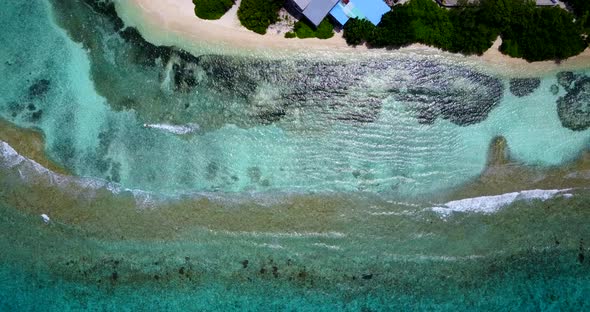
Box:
[1,186,590,311]
[2,0,590,197]
[1,0,590,310]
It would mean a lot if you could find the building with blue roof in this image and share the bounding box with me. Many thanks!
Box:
[303,0,339,26]
[291,0,390,27]
[330,0,391,26]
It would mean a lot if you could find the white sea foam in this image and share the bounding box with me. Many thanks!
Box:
[0,140,579,216]
[382,252,485,262]
[0,142,25,168]
[40,213,50,224]
[0,141,303,209]
[209,229,346,239]
[0,140,161,209]
[143,123,200,135]
[431,189,573,217]
[368,210,417,216]
[312,243,341,250]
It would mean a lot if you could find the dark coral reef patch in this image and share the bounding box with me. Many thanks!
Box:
[509,78,540,97]
[556,72,590,131]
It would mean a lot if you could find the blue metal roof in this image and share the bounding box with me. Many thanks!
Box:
[293,0,311,10]
[302,0,339,26]
[355,0,390,25]
[329,3,350,26]
[328,0,390,26]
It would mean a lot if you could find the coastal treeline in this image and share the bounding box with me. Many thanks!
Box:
[344,0,588,61]
[237,0,284,34]
[193,0,234,20]
[563,0,590,34]
[286,19,334,39]
[564,0,590,19]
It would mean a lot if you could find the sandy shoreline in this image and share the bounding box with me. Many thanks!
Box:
[117,0,590,77]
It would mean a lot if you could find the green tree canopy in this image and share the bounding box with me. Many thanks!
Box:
[343,18,376,46]
[292,19,334,39]
[342,0,587,61]
[237,0,284,34]
[193,0,234,20]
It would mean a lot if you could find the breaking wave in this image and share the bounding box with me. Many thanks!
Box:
[431,189,574,217]
[143,123,200,135]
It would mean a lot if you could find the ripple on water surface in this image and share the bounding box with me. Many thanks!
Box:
[2,1,590,310]
[1,0,590,199]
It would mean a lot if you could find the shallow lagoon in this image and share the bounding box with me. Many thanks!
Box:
[2,0,590,197]
[1,0,590,310]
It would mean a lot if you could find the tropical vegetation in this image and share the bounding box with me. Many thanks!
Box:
[237,0,284,34]
[193,0,234,20]
[343,0,588,61]
[563,0,590,32]
[287,19,334,39]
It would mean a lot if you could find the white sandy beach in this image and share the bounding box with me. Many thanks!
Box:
[116,0,590,76]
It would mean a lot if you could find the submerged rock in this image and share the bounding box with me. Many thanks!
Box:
[6,101,24,118]
[248,167,262,183]
[28,79,50,98]
[78,0,124,31]
[486,136,510,167]
[206,162,219,180]
[257,108,286,125]
[509,78,541,97]
[389,63,504,126]
[29,109,43,122]
[171,58,199,92]
[118,27,173,67]
[47,0,507,129]
[557,76,590,131]
[110,162,121,183]
[188,55,503,127]
[557,71,577,91]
